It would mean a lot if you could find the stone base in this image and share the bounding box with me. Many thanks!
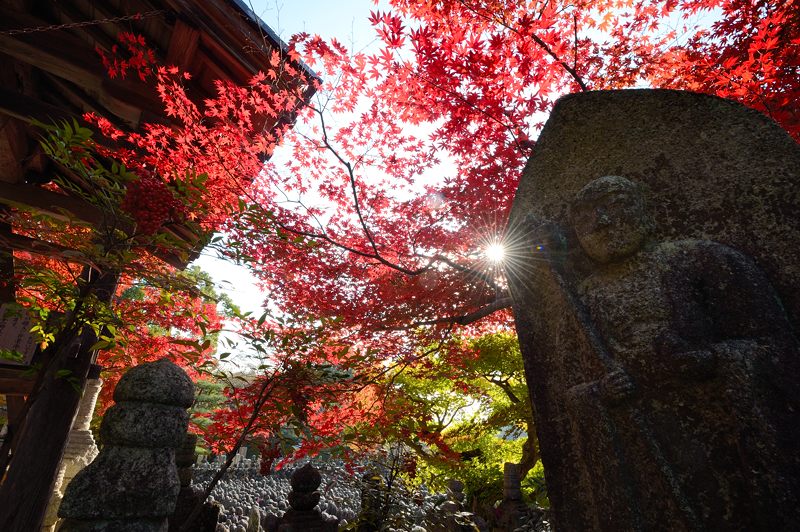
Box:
[276,509,338,532]
[168,487,220,532]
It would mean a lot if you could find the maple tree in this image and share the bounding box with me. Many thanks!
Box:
[212,0,799,480]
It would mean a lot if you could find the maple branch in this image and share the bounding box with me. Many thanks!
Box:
[264,207,502,292]
[360,325,455,398]
[281,106,504,291]
[180,368,282,531]
[482,373,521,404]
[455,0,588,91]
[573,13,579,72]
[313,106,382,257]
[409,71,531,157]
[379,296,512,331]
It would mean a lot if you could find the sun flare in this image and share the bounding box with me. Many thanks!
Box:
[485,243,506,263]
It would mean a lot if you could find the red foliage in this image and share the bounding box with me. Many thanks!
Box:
[57,1,799,464]
[96,32,155,81]
[215,0,800,459]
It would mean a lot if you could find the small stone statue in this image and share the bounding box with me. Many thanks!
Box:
[169,433,220,532]
[58,358,195,531]
[274,463,338,532]
[357,469,384,532]
[441,479,465,514]
[445,480,480,532]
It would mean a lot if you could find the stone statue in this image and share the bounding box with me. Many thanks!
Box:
[492,462,533,531]
[559,175,798,529]
[506,89,800,531]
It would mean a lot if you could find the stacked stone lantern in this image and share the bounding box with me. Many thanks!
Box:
[493,463,535,531]
[58,358,194,531]
[275,463,338,532]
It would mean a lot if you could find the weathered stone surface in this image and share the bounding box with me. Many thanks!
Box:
[175,433,198,469]
[114,358,194,407]
[493,462,530,531]
[506,89,800,531]
[59,446,180,519]
[510,89,800,327]
[100,402,189,447]
[59,359,195,532]
[45,377,103,532]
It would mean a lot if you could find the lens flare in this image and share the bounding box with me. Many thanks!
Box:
[485,243,506,263]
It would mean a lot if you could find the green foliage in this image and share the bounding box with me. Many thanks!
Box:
[522,460,549,508]
[0,349,24,363]
[416,431,523,497]
[374,331,543,512]
[183,266,242,318]
[189,376,227,454]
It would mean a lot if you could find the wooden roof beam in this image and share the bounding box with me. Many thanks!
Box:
[166,18,200,69]
[0,88,72,125]
[0,367,35,395]
[0,6,163,126]
[0,229,97,268]
[0,181,106,228]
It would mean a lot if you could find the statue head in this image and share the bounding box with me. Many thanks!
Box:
[570,176,651,264]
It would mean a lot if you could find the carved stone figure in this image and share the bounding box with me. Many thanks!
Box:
[492,462,531,531]
[505,89,800,530]
[570,175,797,528]
[357,469,384,532]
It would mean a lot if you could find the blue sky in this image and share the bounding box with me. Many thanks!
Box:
[250,0,386,49]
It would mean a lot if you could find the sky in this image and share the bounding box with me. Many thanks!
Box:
[190,1,386,318]
[248,0,387,48]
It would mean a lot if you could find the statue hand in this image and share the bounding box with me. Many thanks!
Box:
[599,368,636,407]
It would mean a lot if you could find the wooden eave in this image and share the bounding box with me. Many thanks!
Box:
[0,0,317,272]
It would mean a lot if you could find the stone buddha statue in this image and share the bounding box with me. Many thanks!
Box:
[545,175,800,530]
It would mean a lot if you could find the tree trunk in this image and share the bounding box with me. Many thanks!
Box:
[0,269,117,532]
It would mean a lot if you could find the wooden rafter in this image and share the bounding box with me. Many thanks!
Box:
[166,18,200,68]
[0,229,97,269]
[0,367,35,395]
[0,182,105,228]
[0,6,159,126]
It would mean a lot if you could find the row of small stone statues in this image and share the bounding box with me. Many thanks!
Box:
[54,357,545,532]
[198,447,260,470]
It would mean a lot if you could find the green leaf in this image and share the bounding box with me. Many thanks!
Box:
[89,340,113,351]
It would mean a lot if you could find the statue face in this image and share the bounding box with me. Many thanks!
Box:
[571,177,649,263]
